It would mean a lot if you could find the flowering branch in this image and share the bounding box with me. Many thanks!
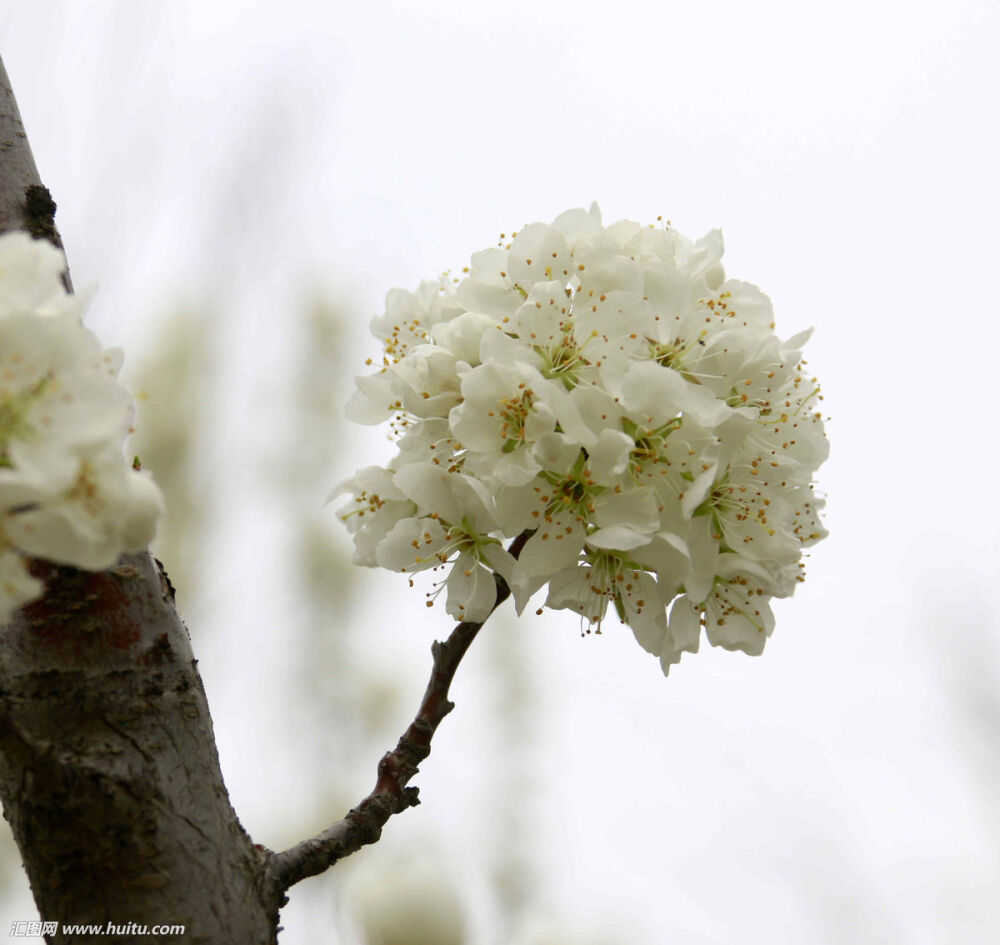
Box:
[267,529,533,892]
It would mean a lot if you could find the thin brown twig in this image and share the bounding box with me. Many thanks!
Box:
[266,529,534,893]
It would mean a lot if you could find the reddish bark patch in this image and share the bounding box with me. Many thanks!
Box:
[12,560,150,667]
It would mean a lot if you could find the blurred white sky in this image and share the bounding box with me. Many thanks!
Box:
[3,1,1000,942]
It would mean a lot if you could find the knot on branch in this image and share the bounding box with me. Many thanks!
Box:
[21,184,59,244]
[400,786,420,809]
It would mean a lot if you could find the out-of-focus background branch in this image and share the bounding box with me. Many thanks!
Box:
[2,2,999,942]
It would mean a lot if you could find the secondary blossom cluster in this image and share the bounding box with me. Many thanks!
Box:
[334,206,828,673]
[0,232,163,622]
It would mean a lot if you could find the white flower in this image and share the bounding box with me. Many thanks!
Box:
[2,441,163,570]
[338,207,828,675]
[329,465,416,566]
[0,311,132,457]
[372,463,515,622]
[702,558,778,655]
[545,548,669,652]
[0,232,164,621]
[370,277,464,366]
[449,361,564,486]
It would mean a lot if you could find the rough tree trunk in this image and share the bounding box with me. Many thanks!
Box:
[0,56,283,944]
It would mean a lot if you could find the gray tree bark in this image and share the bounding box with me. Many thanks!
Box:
[0,556,280,944]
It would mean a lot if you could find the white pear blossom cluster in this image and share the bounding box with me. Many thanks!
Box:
[0,232,164,623]
[334,206,827,674]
